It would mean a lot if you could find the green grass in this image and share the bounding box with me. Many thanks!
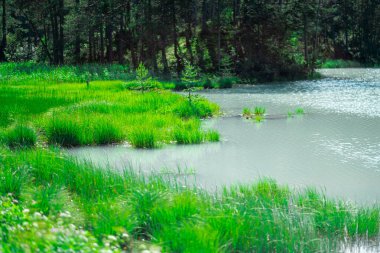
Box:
[0,148,379,252]
[129,128,158,149]
[320,59,362,68]
[1,63,379,252]
[242,107,252,118]
[0,64,220,148]
[0,62,133,85]
[254,106,266,116]
[3,124,37,148]
[295,107,305,115]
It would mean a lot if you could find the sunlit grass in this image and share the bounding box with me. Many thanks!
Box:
[242,107,252,118]
[3,124,37,148]
[0,148,379,252]
[0,71,220,148]
[254,106,266,116]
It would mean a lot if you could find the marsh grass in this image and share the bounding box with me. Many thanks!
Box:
[129,128,159,149]
[0,62,133,85]
[5,124,37,148]
[242,108,252,118]
[295,107,305,115]
[0,70,219,148]
[254,106,266,116]
[0,148,379,252]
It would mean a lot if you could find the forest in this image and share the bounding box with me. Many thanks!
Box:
[0,0,379,81]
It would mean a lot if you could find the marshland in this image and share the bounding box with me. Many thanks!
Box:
[1,63,380,253]
[1,0,380,252]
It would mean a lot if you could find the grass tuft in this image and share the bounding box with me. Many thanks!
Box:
[129,128,158,149]
[5,124,37,148]
[254,106,266,116]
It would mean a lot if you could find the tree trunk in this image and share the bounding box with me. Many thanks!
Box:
[74,0,81,63]
[0,0,7,62]
[171,0,182,77]
[58,0,64,64]
[100,22,105,62]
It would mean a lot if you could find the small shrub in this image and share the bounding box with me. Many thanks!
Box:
[202,78,213,89]
[174,81,187,91]
[218,77,234,89]
[135,63,152,93]
[5,124,37,148]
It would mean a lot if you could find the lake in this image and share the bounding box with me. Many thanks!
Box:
[69,68,380,204]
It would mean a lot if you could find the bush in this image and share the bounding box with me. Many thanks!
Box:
[5,124,37,148]
[218,77,234,89]
[202,78,213,89]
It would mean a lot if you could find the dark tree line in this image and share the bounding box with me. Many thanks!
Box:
[0,0,379,80]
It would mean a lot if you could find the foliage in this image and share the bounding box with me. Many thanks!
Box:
[320,59,362,69]
[218,77,234,89]
[135,63,153,93]
[0,149,379,252]
[0,66,220,149]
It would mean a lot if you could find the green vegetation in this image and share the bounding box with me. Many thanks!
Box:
[0,62,133,85]
[0,64,219,149]
[0,148,379,252]
[254,106,266,116]
[241,107,266,122]
[295,108,305,115]
[288,108,305,118]
[242,108,252,118]
[2,124,37,149]
[320,59,362,69]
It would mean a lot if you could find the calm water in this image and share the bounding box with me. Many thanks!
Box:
[69,69,380,204]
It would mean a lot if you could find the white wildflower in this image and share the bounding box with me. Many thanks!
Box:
[107,235,117,241]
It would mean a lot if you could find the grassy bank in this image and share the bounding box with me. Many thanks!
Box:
[0,74,219,148]
[1,63,379,252]
[0,148,379,252]
[320,59,363,68]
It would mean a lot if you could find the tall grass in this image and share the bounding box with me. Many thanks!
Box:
[0,62,133,85]
[4,124,37,148]
[0,148,379,252]
[129,128,158,148]
[0,69,220,148]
